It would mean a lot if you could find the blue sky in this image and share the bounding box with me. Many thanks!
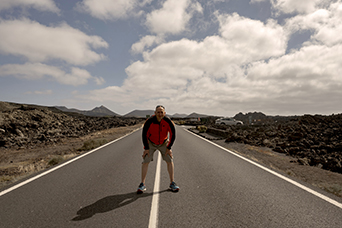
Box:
[0,0,341,116]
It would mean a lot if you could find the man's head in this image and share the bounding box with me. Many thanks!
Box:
[155,105,166,122]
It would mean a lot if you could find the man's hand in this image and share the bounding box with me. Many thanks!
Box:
[166,148,173,159]
[143,149,149,158]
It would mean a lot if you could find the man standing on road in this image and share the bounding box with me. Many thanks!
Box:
[137,105,179,193]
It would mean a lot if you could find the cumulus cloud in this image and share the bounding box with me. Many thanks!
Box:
[0,0,60,13]
[81,12,291,114]
[134,13,287,78]
[0,62,63,80]
[248,45,342,87]
[76,0,152,20]
[63,67,94,86]
[250,0,267,3]
[3,1,339,116]
[217,13,287,60]
[94,76,106,85]
[131,35,164,54]
[245,43,342,112]
[0,63,97,86]
[0,18,108,66]
[80,4,342,115]
[25,90,53,95]
[285,1,342,46]
[271,0,329,15]
[145,0,203,35]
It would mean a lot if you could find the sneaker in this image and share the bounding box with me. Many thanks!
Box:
[169,182,179,192]
[137,183,146,194]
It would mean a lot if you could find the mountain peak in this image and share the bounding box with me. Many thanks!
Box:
[55,105,119,117]
[124,109,154,118]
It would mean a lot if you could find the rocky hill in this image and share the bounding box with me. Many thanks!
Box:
[0,102,141,150]
[186,112,209,118]
[233,111,300,124]
[208,114,342,174]
[124,109,154,118]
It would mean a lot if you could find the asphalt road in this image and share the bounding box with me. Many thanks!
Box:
[1,125,341,227]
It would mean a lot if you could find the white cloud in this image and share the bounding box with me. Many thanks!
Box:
[0,63,97,86]
[26,90,53,95]
[217,13,287,60]
[76,0,152,20]
[77,5,342,115]
[0,18,108,66]
[207,0,225,2]
[0,0,60,13]
[0,62,63,80]
[251,0,267,3]
[248,45,342,85]
[271,0,329,15]
[94,76,106,85]
[79,12,291,115]
[63,67,93,86]
[145,0,203,35]
[285,1,342,47]
[134,13,286,79]
[245,44,342,112]
[131,35,164,54]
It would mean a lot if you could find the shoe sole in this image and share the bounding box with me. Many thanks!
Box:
[137,188,146,194]
[169,187,179,192]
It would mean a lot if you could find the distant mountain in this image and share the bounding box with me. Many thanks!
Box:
[88,105,120,117]
[55,106,81,113]
[124,110,154,118]
[171,113,188,118]
[186,112,209,118]
[55,105,119,117]
[122,110,210,118]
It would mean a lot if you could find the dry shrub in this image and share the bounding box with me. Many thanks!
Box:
[77,139,108,152]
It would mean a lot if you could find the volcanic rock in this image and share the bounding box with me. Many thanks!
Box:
[209,114,342,174]
[0,102,142,150]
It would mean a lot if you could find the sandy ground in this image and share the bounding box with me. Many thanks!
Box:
[1,125,341,198]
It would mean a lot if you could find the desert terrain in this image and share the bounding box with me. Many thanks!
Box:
[1,101,341,198]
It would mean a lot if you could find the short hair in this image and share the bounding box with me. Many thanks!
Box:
[155,105,165,110]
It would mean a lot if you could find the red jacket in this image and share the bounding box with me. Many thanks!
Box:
[142,115,176,150]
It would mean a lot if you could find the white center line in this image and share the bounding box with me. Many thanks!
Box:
[149,152,162,228]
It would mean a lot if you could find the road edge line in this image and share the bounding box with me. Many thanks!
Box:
[185,128,342,209]
[0,127,141,197]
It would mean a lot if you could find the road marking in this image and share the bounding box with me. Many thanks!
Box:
[186,128,342,209]
[0,128,141,197]
[149,152,161,228]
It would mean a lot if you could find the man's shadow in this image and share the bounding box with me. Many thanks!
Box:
[72,190,168,221]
